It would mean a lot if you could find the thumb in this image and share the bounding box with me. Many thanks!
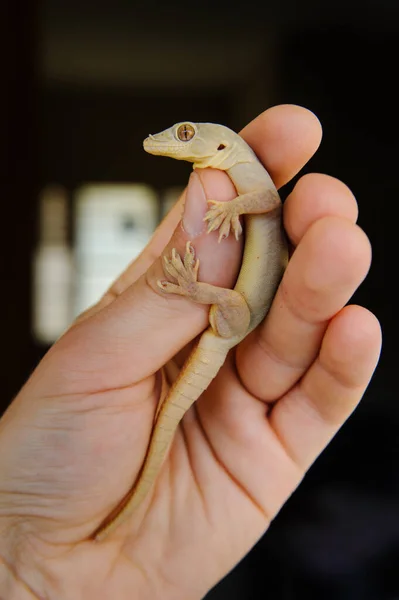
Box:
[37,168,243,395]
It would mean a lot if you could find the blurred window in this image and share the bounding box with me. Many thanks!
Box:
[161,186,184,218]
[73,183,158,317]
[32,185,73,344]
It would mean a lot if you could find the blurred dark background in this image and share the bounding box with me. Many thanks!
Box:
[1,0,397,598]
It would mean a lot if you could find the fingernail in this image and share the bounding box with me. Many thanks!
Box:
[182,171,207,237]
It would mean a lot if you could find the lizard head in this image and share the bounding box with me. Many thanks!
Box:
[143,122,244,169]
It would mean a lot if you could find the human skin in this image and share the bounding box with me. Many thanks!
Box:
[0,105,381,600]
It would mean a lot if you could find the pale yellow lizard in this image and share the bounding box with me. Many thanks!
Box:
[93,121,289,540]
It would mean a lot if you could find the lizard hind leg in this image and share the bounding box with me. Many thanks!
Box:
[157,241,251,339]
[209,292,251,339]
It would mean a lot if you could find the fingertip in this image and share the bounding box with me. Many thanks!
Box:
[326,304,382,359]
[320,304,382,389]
[284,173,359,246]
[257,103,323,147]
[300,216,372,291]
[282,216,373,325]
[240,104,323,188]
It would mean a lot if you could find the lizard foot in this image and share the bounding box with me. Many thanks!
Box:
[203,199,242,242]
[157,241,200,297]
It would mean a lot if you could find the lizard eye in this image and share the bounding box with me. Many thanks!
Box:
[176,123,196,141]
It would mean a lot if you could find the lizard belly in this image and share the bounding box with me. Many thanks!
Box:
[234,209,288,332]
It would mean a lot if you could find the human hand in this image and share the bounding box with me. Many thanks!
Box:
[0,105,381,600]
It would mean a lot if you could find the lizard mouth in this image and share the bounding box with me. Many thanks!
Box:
[143,136,187,155]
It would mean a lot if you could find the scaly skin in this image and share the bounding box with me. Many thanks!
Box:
[93,121,289,540]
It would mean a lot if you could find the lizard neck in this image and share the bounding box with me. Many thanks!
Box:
[226,160,276,195]
[192,144,255,171]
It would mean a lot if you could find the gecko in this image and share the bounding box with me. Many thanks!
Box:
[93,121,289,540]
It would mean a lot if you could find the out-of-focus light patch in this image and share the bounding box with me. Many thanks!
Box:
[161,186,185,218]
[32,185,74,345]
[73,183,158,318]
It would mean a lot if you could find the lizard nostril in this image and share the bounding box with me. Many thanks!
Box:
[217,144,226,150]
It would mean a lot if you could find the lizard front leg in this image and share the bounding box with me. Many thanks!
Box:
[158,241,251,339]
[204,188,280,241]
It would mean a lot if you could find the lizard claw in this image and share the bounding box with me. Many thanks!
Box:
[204,199,242,241]
[183,241,199,274]
[206,213,225,233]
[157,279,182,294]
[157,242,200,297]
[232,216,242,240]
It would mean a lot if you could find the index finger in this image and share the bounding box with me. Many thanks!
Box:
[240,103,322,189]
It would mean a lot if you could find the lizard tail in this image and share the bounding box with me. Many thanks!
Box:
[93,329,231,540]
